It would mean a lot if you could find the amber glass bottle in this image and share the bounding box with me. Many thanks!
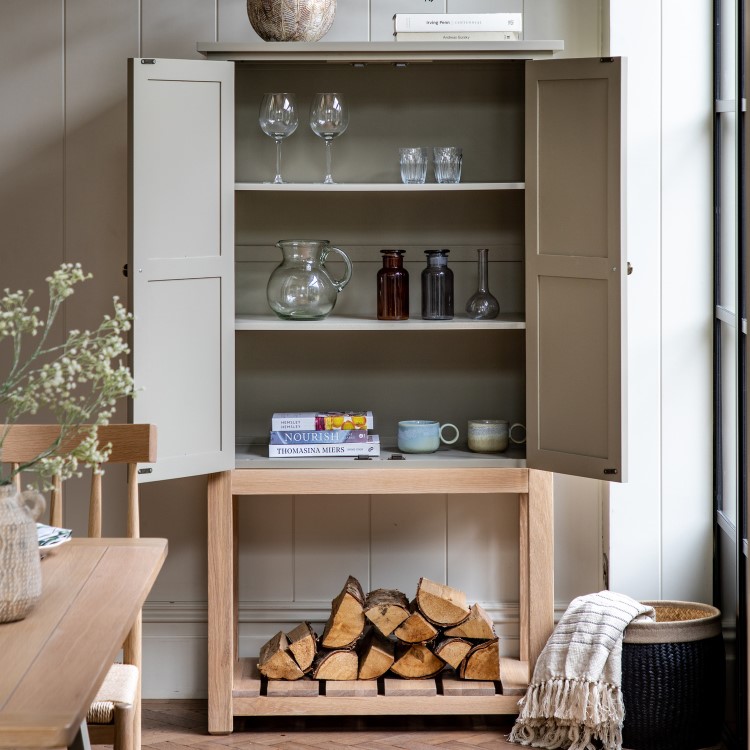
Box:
[377,249,409,320]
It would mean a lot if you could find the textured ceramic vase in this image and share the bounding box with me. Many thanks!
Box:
[247,0,336,42]
[0,485,45,623]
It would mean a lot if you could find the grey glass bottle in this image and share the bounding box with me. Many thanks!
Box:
[421,249,453,320]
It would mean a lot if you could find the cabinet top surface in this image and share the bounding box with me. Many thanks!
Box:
[196,40,564,62]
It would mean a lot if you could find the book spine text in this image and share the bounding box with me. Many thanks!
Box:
[393,13,522,33]
[268,441,380,458]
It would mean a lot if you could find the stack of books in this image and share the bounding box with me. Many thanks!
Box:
[393,12,522,43]
[268,411,380,458]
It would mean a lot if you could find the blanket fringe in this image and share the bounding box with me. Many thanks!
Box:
[508,678,624,750]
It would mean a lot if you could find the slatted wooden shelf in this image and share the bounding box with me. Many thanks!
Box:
[231,657,527,716]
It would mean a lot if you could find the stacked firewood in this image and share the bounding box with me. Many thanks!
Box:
[258,575,500,681]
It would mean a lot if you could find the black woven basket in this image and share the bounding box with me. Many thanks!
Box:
[621,600,725,750]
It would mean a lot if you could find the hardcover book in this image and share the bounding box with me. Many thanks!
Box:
[268,435,380,458]
[271,411,374,431]
[393,13,522,33]
[394,30,521,42]
[269,429,370,445]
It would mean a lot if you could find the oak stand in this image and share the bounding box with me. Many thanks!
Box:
[206,465,553,734]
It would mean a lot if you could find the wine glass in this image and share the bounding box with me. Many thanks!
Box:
[259,93,298,184]
[309,93,349,184]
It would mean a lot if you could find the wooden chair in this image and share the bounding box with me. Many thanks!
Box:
[3,424,157,750]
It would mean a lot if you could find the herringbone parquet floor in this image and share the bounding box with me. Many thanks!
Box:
[139,700,518,749]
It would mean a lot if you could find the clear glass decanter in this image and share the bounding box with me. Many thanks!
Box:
[465,248,499,320]
[266,239,352,320]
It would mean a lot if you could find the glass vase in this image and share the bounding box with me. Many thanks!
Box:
[465,248,499,320]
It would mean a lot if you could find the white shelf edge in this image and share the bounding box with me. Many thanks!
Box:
[234,314,526,331]
[235,182,524,192]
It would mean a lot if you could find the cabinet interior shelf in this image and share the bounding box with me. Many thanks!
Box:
[235,314,526,331]
[235,182,525,192]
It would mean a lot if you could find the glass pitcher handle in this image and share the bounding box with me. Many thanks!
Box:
[322,246,353,292]
[21,489,46,522]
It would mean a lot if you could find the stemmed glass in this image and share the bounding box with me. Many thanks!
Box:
[259,93,298,184]
[309,93,349,184]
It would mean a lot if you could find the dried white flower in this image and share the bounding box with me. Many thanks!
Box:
[0,264,135,487]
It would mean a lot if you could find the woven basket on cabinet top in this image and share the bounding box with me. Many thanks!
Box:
[621,600,725,750]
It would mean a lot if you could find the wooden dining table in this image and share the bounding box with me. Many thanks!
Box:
[0,538,167,750]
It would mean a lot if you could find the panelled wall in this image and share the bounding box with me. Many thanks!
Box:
[2,0,604,698]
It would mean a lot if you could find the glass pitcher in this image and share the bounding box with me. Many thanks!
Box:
[266,239,353,320]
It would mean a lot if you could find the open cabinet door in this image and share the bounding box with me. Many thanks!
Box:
[525,57,626,482]
[128,58,234,482]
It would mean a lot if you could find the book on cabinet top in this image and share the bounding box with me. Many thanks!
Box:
[268,434,380,458]
[271,411,374,431]
[394,30,521,42]
[393,12,522,33]
[269,429,370,445]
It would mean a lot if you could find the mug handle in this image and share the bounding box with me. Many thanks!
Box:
[509,423,526,445]
[322,246,353,292]
[439,423,460,445]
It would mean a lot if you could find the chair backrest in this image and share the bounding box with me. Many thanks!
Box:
[2,424,157,538]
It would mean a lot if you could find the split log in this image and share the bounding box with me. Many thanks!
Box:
[416,577,470,627]
[363,588,410,636]
[258,631,304,680]
[312,649,359,680]
[358,629,395,680]
[393,600,439,644]
[444,603,496,640]
[390,643,444,679]
[320,575,366,649]
[286,621,318,673]
[459,638,500,681]
[433,637,473,670]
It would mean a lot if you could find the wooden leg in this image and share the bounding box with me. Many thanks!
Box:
[518,491,529,664]
[233,495,239,662]
[123,613,142,750]
[208,470,234,735]
[114,704,135,750]
[523,470,554,674]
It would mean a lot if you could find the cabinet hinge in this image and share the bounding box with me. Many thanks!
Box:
[388,454,405,460]
[141,59,156,65]
[138,467,153,474]
[600,57,615,63]
[354,455,372,460]
[122,263,128,278]
[603,468,618,475]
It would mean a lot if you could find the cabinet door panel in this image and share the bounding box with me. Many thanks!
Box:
[129,58,235,482]
[525,57,626,481]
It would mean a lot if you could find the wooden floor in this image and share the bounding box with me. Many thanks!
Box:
[138,700,518,749]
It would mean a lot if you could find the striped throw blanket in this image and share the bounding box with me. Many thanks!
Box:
[509,591,655,750]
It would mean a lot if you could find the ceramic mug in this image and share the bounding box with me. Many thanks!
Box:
[398,420,459,454]
[467,420,526,453]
